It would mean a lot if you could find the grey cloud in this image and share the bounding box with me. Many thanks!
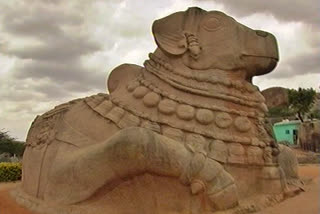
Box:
[0,88,43,102]
[3,38,100,62]
[3,13,63,39]
[0,0,105,103]
[6,102,34,113]
[33,83,73,99]
[12,60,106,92]
[290,51,320,74]
[1,3,100,62]
[1,75,74,103]
[263,48,320,80]
[265,28,320,80]
[2,4,82,39]
[209,0,320,27]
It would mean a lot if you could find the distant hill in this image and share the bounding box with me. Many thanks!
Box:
[261,87,289,109]
[262,87,319,122]
[262,87,319,110]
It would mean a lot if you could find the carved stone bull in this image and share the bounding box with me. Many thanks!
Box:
[14,7,290,214]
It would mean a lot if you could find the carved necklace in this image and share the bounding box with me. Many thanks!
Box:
[144,53,267,113]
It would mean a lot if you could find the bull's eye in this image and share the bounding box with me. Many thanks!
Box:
[202,17,221,31]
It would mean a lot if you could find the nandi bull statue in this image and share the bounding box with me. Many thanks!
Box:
[13,7,301,214]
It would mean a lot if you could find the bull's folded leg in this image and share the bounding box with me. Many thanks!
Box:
[45,127,190,204]
[44,127,239,211]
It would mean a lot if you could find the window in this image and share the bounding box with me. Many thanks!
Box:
[285,130,290,134]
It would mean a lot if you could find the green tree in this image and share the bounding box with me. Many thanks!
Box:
[288,88,316,122]
[0,129,25,157]
[267,106,294,118]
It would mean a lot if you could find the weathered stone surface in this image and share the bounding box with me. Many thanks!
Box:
[185,133,208,152]
[17,7,300,214]
[158,99,177,115]
[209,140,228,163]
[228,143,246,164]
[176,104,195,120]
[215,112,233,128]
[247,146,264,165]
[196,108,214,125]
[234,116,252,132]
[162,126,184,141]
[133,86,149,98]
[143,92,161,107]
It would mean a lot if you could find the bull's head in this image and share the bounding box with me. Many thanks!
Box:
[152,7,279,81]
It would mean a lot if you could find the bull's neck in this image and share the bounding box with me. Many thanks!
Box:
[143,52,266,111]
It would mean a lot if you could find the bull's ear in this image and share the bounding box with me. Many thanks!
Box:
[152,12,187,55]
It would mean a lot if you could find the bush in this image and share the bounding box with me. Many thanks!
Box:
[0,162,22,182]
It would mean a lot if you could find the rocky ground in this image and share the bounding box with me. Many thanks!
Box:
[0,182,35,214]
[0,164,319,214]
[257,164,319,214]
[293,147,320,164]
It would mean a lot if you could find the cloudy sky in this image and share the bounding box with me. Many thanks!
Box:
[0,0,319,140]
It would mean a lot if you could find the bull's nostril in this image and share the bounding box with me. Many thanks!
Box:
[256,30,268,37]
